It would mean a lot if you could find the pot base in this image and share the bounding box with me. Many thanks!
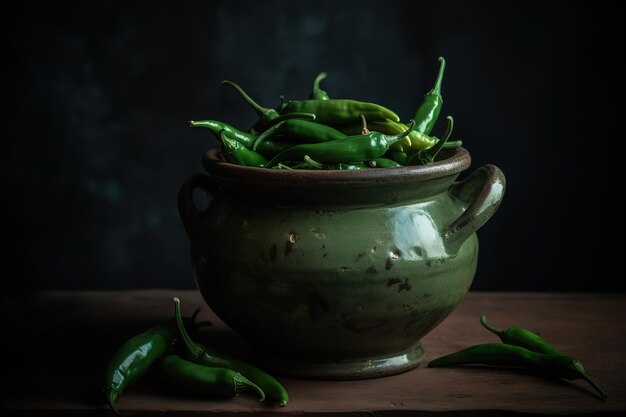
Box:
[255,343,424,380]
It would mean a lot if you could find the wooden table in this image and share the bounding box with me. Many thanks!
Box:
[1,291,624,416]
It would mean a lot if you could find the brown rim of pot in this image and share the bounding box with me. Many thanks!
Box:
[202,146,471,185]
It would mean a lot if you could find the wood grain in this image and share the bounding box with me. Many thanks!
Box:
[1,290,624,416]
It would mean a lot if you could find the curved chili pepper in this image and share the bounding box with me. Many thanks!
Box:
[159,355,265,400]
[413,57,445,134]
[219,130,268,167]
[221,80,315,130]
[189,120,256,148]
[480,315,566,356]
[174,297,290,406]
[252,119,346,151]
[279,99,400,124]
[309,72,330,100]
[428,343,608,400]
[334,119,436,152]
[104,312,209,415]
[189,120,294,156]
[265,120,415,167]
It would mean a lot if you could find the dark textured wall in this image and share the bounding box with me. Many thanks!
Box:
[2,0,623,291]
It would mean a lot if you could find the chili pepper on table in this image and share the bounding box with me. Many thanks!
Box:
[221,80,316,131]
[159,354,265,400]
[264,119,415,168]
[278,98,400,125]
[251,119,347,151]
[413,56,446,135]
[309,72,330,100]
[480,315,567,356]
[104,312,209,415]
[219,130,268,167]
[428,343,608,400]
[174,297,290,406]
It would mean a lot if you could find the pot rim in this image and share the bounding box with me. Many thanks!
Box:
[202,146,471,184]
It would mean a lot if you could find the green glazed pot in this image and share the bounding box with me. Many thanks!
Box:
[179,146,505,379]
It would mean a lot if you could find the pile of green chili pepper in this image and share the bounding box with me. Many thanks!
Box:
[103,298,288,415]
[189,57,462,169]
[428,315,609,400]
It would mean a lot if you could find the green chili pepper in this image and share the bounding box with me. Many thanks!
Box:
[279,99,400,125]
[104,312,209,415]
[428,343,608,400]
[174,297,290,406]
[159,355,265,400]
[221,80,315,130]
[413,56,445,135]
[334,120,435,152]
[189,119,292,156]
[385,151,409,165]
[189,119,298,156]
[303,155,367,170]
[309,72,330,100]
[252,119,346,151]
[367,158,401,168]
[265,119,415,168]
[407,116,454,165]
[219,130,268,167]
[480,315,566,356]
[189,120,256,147]
[385,140,460,166]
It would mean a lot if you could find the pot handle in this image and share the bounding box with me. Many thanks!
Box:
[178,174,219,238]
[444,164,506,254]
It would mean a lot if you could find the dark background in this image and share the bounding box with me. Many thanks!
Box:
[1,0,623,292]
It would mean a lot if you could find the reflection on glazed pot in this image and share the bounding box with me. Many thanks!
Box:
[179,146,505,379]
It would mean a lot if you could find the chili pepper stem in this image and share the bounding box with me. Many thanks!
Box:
[107,389,120,416]
[480,315,505,338]
[174,297,205,361]
[221,80,269,118]
[263,112,316,129]
[233,373,266,401]
[252,121,287,151]
[360,114,370,134]
[408,116,454,165]
[385,119,416,146]
[274,163,294,170]
[313,72,327,91]
[572,361,609,400]
[443,140,463,149]
[304,155,324,169]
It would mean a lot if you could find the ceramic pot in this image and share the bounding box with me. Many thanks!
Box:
[178,146,505,379]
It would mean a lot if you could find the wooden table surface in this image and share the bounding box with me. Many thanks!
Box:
[1,290,624,416]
